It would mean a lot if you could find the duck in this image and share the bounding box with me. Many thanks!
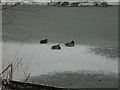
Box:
[51,44,61,50]
[40,39,48,44]
[65,41,75,47]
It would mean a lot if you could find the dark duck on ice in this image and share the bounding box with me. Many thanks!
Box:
[40,39,48,44]
[65,41,75,47]
[51,44,61,50]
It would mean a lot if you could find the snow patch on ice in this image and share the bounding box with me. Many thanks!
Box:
[2,42,118,79]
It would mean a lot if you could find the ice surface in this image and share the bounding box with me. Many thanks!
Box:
[2,42,118,79]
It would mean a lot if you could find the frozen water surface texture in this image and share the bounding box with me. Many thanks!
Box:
[2,5,118,88]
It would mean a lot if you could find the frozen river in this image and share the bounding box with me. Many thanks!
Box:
[2,5,118,88]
